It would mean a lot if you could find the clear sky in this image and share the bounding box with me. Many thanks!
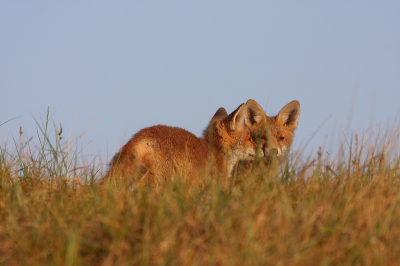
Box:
[1,2,399,170]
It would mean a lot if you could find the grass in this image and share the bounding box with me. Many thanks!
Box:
[0,112,399,265]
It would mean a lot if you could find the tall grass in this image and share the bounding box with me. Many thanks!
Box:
[0,113,399,265]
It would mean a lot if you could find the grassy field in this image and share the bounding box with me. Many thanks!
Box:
[0,114,399,265]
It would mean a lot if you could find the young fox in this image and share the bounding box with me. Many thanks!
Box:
[244,99,300,162]
[107,102,264,184]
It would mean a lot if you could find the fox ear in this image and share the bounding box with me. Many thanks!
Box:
[245,99,267,129]
[225,103,247,131]
[211,107,228,122]
[276,100,300,130]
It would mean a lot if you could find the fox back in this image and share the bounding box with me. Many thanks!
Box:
[107,103,262,185]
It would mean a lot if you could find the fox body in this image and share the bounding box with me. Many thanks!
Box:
[245,99,300,162]
[108,103,262,184]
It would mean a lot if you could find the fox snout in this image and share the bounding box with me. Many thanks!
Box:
[259,134,288,157]
[258,137,284,158]
[238,138,264,161]
[248,144,264,159]
[246,132,265,160]
[264,146,281,157]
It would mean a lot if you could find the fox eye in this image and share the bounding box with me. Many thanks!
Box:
[279,136,285,141]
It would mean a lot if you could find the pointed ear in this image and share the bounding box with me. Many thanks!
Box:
[245,99,267,129]
[224,103,247,131]
[211,107,228,123]
[276,100,300,130]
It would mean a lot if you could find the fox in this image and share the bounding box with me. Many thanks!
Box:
[242,99,300,165]
[107,102,264,185]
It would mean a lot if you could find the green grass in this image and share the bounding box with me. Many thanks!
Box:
[0,113,399,265]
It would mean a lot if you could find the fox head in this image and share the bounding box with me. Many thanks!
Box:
[244,99,300,160]
[204,103,264,173]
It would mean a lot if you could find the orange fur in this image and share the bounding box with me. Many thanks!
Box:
[108,103,263,184]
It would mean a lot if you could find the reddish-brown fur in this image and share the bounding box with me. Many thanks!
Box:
[108,103,263,185]
[245,99,301,161]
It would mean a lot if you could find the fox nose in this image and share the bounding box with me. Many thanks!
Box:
[262,145,280,157]
[270,148,278,156]
[266,148,279,156]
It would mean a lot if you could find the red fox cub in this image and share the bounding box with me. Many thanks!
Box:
[107,102,263,184]
[245,99,300,162]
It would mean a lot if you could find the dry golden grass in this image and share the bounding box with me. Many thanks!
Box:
[0,114,399,265]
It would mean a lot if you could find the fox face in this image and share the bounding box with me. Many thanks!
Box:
[108,102,263,184]
[204,105,263,172]
[244,99,300,161]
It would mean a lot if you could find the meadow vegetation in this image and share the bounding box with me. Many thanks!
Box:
[0,112,399,265]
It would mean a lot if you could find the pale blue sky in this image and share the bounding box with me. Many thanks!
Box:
[1,2,399,169]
